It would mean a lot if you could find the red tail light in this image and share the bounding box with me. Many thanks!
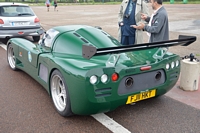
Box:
[18,31,24,35]
[140,66,151,71]
[34,17,40,23]
[111,73,119,81]
[0,19,4,24]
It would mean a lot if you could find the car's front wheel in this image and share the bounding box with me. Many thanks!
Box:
[50,70,73,117]
[7,43,18,71]
[32,36,40,42]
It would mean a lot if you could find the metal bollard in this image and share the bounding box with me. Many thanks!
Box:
[180,53,200,91]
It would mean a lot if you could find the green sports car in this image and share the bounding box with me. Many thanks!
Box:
[7,25,196,117]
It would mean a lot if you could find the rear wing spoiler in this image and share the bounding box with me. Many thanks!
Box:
[82,35,196,59]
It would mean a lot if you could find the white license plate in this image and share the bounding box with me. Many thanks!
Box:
[11,22,29,26]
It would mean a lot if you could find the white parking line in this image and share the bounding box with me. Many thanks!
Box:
[0,43,131,133]
[92,113,131,133]
[0,44,7,50]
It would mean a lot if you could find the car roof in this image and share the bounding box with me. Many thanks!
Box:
[0,2,28,6]
[53,25,94,33]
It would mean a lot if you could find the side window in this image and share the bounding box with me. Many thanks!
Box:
[41,29,59,47]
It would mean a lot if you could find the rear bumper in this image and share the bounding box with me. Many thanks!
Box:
[0,27,41,38]
[72,76,179,115]
[69,54,181,115]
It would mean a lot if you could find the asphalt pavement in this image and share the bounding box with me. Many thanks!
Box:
[0,4,200,133]
[1,45,200,132]
[165,75,200,110]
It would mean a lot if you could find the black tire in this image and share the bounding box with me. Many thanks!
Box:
[1,38,9,44]
[50,70,73,117]
[32,36,40,42]
[7,43,18,71]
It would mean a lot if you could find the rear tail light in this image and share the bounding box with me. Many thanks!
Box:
[90,75,98,85]
[171,61,175,69]
[111,73,119,81]
[166,60,179,70]
[18,31,24,35]
[175,60,179,67]
[34,17,40,23]
[101,74,108,83]
[140,66,151,71]
[0,19,4,24]
[166,63,170,70]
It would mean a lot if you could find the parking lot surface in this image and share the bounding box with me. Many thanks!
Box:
[0,4,200,133]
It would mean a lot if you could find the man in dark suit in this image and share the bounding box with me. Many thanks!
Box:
[118,0,149,45]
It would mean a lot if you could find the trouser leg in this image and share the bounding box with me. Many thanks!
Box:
[121,36,129,45]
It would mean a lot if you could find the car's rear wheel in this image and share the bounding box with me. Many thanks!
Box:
[7,44,18,71]
[32,36,40,42]
[1,38,9,44]
[50,70,73,117]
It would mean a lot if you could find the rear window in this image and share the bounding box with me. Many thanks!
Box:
[0,5,34,17]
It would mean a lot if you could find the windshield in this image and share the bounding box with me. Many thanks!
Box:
[39,29,60,48]
[0,6,34,17]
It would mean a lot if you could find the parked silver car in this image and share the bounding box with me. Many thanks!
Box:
[0,3,42,43]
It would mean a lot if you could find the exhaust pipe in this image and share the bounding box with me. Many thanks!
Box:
[155,71,162,80]
[125,77,134,87]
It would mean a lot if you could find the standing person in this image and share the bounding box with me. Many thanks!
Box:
[45,0,50,12]
[53,0,58,11]
[118,0,149,45]
[132,0,169,43]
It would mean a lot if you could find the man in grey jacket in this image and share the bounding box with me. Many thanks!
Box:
[133,0,169,43]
